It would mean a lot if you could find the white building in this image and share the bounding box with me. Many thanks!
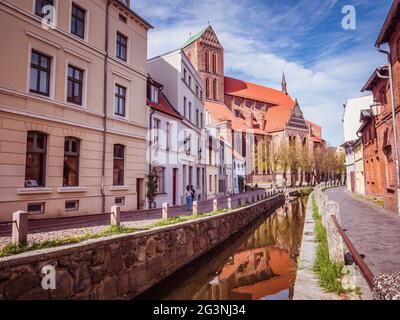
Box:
[148,49,206,204]
[233,150,246,194]
[342,95,373,193]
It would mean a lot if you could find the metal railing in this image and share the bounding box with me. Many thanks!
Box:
[332,215,375,289]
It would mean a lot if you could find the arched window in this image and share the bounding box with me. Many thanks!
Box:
[25,131,47,187]
[64,137,80,187]
[113,144,125,186]
[213,53,217,74]
[205,50,210,71]
[213,78,217,100]
[206,78,210,98]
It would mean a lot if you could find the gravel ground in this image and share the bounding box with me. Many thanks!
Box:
[0,218,160,249]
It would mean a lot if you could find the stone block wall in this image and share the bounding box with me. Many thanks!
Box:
[0,195,284,300]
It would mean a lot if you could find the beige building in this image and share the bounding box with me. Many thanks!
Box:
[0,0,152,220]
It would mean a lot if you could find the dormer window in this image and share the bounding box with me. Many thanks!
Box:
[149,85,159,104]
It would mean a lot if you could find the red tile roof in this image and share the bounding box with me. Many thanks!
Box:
[264,101,296,133]
[147,93,182,120]
[224,76,294,106]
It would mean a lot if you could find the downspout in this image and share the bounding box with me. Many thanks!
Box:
[101,0,112,214]
[148,108,155,208]
[376,44,400,215]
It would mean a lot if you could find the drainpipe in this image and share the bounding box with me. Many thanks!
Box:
[148,108,155,208]
[101,1,112,214]
[376,44,400,215]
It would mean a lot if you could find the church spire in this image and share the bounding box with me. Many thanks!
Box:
[281,72,288,95]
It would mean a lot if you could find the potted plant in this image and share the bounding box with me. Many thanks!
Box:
[146,167,159,208]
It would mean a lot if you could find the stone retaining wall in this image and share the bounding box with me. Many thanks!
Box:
[0,195,284,300]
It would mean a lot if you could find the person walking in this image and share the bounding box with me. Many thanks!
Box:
[184,185,193,211]
[190,185,196,201]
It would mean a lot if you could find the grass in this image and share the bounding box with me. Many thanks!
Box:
[0,208,234,258]
[311,194,347,295]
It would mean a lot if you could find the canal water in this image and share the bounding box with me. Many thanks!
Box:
[136,197,307,300]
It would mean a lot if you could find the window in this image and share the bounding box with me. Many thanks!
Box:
[119,14,127,23]
[116,32,128,61]
[25,131,47,187]
[196,85,199,97]
[183,97,187,118]
[113,144,125,186]
[115,197,125,205]
[67,65,84,105]
[209,175,212,191]
[197,168,201,188]
[188,102,192,122]
[114,84,126,117]
[189,166,193,186]
[166,122,171,151]
[28,203,45,215]
[189,75,192,88]
[209,136,213,165]
[65,200,79,212]
[184,69,187,82]
[213,54,217,74]
[157,167,165,193]
[205,51,210,71]
[71,3,86,39]
[200,91,203,101]
[30,50,51,96]
[198,138,202,160]
[149,85,159,104]
[63,137,80,187]
[213,78,217,100]
[200,113,203,129]
[185,134,191,155]
[153,118,160,146]
[35,0,54,18]
[206,78,210,99]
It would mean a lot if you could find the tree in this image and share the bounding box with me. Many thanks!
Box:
[146,166,159,208]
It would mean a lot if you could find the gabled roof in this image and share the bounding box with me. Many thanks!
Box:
[376,0,400,46]
[361,66,388,92]
[224,76,294,106]
[204,101,249,132]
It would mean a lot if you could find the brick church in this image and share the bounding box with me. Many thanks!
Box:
[182,26,325,186]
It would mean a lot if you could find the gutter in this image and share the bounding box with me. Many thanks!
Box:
[101,0,112,214]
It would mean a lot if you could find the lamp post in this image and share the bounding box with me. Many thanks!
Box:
[375,60,400,215]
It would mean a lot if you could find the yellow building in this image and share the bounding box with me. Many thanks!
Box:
[0,0,152,220]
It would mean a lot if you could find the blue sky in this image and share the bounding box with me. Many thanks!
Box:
[133,0,393,146]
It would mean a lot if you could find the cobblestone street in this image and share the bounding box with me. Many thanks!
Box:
[326,187,400,276]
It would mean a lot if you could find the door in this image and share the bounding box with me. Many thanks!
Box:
[136,178,144,210]
[173,168,177,206]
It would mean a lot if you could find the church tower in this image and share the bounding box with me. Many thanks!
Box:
[281,72,288,95]
[182,25,225,103]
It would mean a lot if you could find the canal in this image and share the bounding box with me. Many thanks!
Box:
[136,196,307,300]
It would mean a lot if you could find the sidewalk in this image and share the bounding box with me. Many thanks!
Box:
[0,190,267,249]
[326,187,400,276]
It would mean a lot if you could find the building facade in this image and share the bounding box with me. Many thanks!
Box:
[148,49,207,202]
[0,0,151,220]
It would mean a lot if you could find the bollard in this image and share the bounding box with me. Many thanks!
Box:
[12,210,28,245]
[162,202,169,220]
[111,206,121,227]
[193,201,198,215]
[213,199,218,212]
[227,198,232,210]
[327,201,345,265]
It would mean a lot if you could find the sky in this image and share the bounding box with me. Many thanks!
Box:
[132,0,393,147]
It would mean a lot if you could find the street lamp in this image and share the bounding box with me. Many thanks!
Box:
[370,100,382,117]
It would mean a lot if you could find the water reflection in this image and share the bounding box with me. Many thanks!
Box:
[136,197,306,301]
